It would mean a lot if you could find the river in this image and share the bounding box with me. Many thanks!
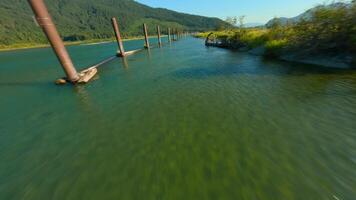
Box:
[0,37,355,200]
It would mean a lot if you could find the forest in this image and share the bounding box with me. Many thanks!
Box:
[0,0,229,49]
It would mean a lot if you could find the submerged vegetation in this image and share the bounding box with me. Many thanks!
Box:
[196,1,356,67]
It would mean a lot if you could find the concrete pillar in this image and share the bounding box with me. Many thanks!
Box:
[111,17,125,57]
[27,0,79,82]
[143,23,150,48]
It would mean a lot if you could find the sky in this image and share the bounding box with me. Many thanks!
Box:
[135,0,337,24]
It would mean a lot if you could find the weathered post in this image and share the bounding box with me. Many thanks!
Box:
[168,28,171,42]
[27,0,79,82]
[143,23,150,49]
[111,17,125,57]
[157,25,162,47]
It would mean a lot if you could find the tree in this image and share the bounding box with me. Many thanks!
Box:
[238,15,246,29]
[225,16,237,26]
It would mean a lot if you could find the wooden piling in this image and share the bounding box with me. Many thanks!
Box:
[157,25,162,47]
[27,0,79,82]
[111,17,125,57]
[143,23,150,49]
[168,28,171,42]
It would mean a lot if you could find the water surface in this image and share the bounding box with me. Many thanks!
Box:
[0,37,355,200]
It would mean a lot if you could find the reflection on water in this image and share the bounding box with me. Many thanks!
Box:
[73,85,94,112]
[146,47,152,60]
[0,37,355,200]
[121,57,129,70]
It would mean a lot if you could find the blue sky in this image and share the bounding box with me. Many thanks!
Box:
[136,0,335,24]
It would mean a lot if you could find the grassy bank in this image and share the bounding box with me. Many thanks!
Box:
[0,38,113,52]
[0,35,166,52]
[196,2,355,68]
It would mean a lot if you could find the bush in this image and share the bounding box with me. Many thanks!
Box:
[265,39,288,57]
[195,1,355,59]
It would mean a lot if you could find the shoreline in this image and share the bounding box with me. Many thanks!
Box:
[0,40,112,52]
[0,35,167,52]
[197,35,355,69]
[218,43,355,69]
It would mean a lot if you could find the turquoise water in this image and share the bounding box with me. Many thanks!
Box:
[0,37,355,200]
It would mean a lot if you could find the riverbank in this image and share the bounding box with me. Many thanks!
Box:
[0,35,166,52]
[195,2,355,69]
[195,29,355,69]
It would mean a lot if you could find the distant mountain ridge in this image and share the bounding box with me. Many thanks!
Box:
[266,2,350,27]
[0,0,229,46]
[244,23,264,28]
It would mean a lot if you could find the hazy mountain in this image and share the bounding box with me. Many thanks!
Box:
[265,2,350,27]
[244,23,264,28]
[0,0,229,45]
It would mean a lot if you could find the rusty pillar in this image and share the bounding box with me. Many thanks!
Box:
[111,17,125,57]
[157,26,162,47]
[27,0,79,82]
[143,23,150,49]
[168,28,171,42]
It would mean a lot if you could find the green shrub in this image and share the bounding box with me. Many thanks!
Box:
[264,39,288,57]
[196,1,355,59]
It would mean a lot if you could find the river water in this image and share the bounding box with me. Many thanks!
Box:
[0,37,355,200]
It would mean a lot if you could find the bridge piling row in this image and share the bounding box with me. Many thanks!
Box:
[111,17,125,57]
[27,0,187,85]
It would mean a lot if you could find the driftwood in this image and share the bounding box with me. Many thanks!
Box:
[205,32,227,48]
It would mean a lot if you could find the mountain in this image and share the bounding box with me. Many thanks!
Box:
[0,0,229,46]
[244,23,264,28]
[265,2,350,27]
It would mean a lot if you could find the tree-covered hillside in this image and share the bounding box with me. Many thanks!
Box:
[0,0,229,46]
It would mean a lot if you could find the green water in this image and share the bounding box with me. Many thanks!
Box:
[0,37,355,200]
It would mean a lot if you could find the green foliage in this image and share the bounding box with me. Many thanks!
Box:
[236,29,267,48]
[264,39,288,57]
[287,2,356,54]
[225,16,237,26]
[196,1,355,58]
[0,0,229,48]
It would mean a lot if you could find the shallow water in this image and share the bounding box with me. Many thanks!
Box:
[0,37,355,200]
